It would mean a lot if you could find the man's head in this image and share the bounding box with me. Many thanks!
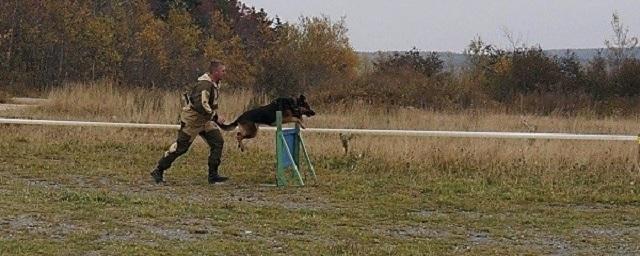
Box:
[209,59,226,82]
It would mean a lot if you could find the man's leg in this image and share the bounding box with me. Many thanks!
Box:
[151,128,194,183]
[200,129,227,184]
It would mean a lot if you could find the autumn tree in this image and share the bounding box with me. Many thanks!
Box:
[256,16,359,97]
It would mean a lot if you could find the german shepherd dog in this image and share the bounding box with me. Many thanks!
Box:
[214,95,316,151]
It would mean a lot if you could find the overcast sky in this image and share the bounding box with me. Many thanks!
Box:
[242,0,640,52]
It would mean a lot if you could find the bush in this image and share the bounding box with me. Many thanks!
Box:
[332,49,487,110]
[610,59,640,97]
[374,48,443,77]
[481,47,563,101]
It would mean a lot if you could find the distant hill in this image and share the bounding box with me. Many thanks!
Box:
[358,48,640,71]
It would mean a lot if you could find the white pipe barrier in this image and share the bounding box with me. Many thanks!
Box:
[0,118,179,130]
[0,118,638,142]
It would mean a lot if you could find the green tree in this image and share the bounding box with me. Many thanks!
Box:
[557,51,585,93]
[203,10,256,89]
[164,8,202,86]
[296,16,358,88]
[134,7,169,86]
[257,16,358,97]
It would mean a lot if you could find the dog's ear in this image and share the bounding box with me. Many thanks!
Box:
[299,94,306,101]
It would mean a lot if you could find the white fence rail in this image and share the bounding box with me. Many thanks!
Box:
[1,118,637,142]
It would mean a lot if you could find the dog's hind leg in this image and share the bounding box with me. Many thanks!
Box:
[236,123,258,152]
[236,132,246,152]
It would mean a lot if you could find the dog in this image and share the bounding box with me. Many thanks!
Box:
[214,95,316,151]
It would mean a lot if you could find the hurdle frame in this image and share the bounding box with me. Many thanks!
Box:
[274,111,317,187]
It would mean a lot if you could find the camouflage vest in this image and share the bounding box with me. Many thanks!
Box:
[182,80,219,116]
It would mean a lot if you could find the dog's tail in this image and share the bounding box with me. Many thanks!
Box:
[213,118,239,131]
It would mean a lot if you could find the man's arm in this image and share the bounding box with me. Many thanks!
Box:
[201,90,214,114]
[202,86,225,122]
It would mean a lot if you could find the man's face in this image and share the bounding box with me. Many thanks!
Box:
[211,65,226,81]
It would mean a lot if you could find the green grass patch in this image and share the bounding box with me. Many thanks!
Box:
[1,126,639,255]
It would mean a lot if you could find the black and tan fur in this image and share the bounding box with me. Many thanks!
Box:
[214,95,316,151]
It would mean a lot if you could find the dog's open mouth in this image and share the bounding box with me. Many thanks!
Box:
[299,107,316,117]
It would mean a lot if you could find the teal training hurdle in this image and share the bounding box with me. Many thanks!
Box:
[275,111,316,186]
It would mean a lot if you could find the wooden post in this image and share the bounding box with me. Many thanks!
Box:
[275,111,286,186]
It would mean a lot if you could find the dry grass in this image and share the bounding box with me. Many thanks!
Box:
[4,82,640,206]
[2,83,640,254]
[5,82,640,170]
[8,80,263,124]
[1,120,639,254]
[304,106,640,175]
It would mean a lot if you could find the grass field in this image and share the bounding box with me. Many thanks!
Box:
[1,83,640,255]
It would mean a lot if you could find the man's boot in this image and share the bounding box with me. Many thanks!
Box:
[150,168,165,184]
[208,168,228,184]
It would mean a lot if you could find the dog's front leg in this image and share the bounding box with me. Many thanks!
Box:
[283,116,307,129]
[296,119,306,129]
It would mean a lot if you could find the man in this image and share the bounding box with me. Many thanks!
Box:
[150,60,229,184]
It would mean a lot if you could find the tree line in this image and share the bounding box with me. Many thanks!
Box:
[0,0,356,97]
[1,1,638,115]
